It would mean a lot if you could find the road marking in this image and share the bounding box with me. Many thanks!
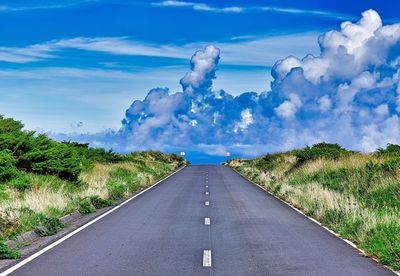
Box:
[206,185,208,188]
[204,217,210,225]
[205,201,210,206]
[203,250,212,267]
[0,166,187,276]
[205,191,209,195]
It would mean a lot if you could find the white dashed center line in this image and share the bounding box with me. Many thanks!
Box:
[204,217,210,225]
[206,185,208,188]
[203,250,212,267]
[205,201,210,206]
[205,191,209,195]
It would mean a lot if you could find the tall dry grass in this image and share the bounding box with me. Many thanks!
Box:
[228,153,400,270]
[0,158,182,239]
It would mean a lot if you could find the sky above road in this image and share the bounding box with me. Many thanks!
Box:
[2,1,400,162]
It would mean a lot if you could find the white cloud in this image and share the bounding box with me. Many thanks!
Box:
[153,1,244,13]
[180,45,220,94]
[43,9,400,158]
[374,104,389,117]
[153,1,352,19]
[275,94,302,119]
[0,33,319,66]
[0,1,94,12]
[234,109,253,133]
[317,95,332,112]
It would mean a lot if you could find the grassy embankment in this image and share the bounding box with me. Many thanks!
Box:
[0,115,187,259]
[227,143,400,270]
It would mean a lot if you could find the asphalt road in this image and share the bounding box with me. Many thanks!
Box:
[4,165,394,275]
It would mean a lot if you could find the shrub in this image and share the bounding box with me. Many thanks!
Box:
[294,143,352,163]
[6,173,30,191]
[89,195,112,209]
[61,142,121,170]
[0,116,84,181]
[0,242,21,259]
[35,216,63,236]
[78,196,111,215]
[256,153,282,171]
[22,136,82,181]
[0,150,18,182]
[79,198,96,214]
[0,116,23,134]
[365,158,400,177]
[376,143,400,157]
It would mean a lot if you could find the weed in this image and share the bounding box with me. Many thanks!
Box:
[106,180,126,200]
[0,241,20,259]
[78,198,96,215]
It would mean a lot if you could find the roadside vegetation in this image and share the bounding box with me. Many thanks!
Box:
[0,115,187,259]
[227,143,400,271]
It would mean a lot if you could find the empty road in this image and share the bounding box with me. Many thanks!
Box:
[2,165,393,275]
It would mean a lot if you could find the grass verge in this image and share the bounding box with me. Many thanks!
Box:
[0,152,187,257]
[227,143,400,271]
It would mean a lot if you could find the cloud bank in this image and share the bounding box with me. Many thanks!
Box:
[57,9,400,158]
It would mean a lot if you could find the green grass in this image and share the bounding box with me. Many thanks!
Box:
[0,241,20,259]
[227,143,400,271]
[0,151,187,258]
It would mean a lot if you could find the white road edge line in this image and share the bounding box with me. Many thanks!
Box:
[0,166,187,276]
[205,201,210,206]
[204,217,210,225]
[229,167,400,276]
[203,250,212,267]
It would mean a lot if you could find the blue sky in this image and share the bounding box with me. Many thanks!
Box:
[2,1,400,162]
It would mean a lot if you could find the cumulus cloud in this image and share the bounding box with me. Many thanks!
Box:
[180,45,220,94]
[60,9,400,158]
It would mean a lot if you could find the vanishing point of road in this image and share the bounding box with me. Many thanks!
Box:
[2,165,394,275]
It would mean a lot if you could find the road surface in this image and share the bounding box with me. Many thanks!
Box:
[3,165,393,275]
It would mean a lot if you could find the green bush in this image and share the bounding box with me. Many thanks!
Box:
[294,143,352,163]
[0,150,18,182]
[89,195,112,209]
[35,216,63,236]
[250,153,282,172]
[78,196,111,215]
[376,143,400,157]
[365,158,400,178]
[61,142,121,170]
[0,242,20,259]
[0,115,23,134]
[0,116,86,181]
[6,173,30,191]
[22,136,82,181]
[79,198,96,214]
[127,150,187,167]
